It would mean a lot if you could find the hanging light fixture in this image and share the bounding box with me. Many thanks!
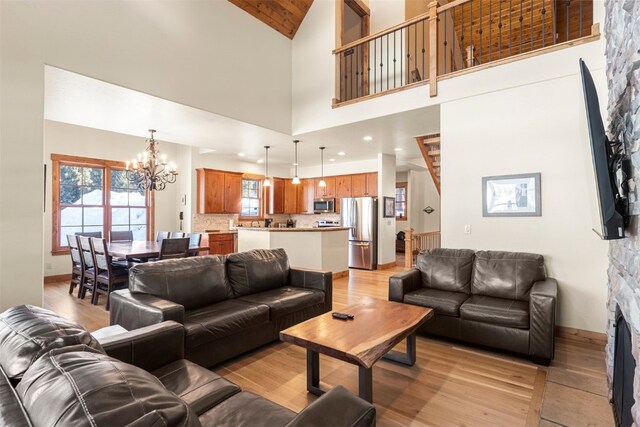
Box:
[292,140,301,185]
[125,129,177,191]
[263,146,271,187]
[318,147,326,188]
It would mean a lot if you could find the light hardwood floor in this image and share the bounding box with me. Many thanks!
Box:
[44,261,613,427]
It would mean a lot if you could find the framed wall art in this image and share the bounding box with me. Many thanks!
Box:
[482,173,541,217]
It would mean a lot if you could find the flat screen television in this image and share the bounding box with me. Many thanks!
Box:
[579,59,629,240]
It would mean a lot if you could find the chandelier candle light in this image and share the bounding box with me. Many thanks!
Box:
[125,129,178,191]
[263,146,271,187]
[318,147,326,188]
[292,140,301,185]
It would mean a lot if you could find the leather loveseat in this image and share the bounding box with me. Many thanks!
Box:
[110,249,332,368]
[0,305,376,427]
[389,249,557,364]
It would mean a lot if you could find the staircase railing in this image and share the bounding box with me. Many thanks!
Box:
[404,228,441,268]
[333,0,597,106]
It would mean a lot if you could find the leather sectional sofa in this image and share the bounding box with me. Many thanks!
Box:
[0,305,376,427]
[389,249,557,364]
[110,249,332,368]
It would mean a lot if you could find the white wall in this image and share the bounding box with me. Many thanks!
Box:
[43,121,183,276]
[297,158,378,178]
[440,70,610,333]
[0,0,292,309]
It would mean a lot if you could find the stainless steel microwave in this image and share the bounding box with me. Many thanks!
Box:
[313,198,335,213]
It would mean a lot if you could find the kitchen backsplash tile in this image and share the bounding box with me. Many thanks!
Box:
[192,213,341,231]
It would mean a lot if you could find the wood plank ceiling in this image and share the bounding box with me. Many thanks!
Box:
[228,0,314,39]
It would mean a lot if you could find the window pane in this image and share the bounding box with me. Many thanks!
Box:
[60,166,81,185]
[111,208,129,225]
[83,226,103,236]
[249,199,259,209]
[242,199,250,210]
[84,207,103,226]
[110,170,128,189]
[60,226,82,246]
[131,225,146,241]
[82,187,102,205]
[110,188,129,206]
[130,208,147,225]
[82,167,103,187]
[60,185,82,205]
[129,189,146,206]
[61,207,83,226]
[111,225,129,232]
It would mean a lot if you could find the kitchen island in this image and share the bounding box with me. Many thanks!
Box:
[237,227,350,277]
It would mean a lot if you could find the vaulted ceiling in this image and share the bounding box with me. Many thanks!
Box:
[227,0,314,39]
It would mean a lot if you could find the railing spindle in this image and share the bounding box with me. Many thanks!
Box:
[470,0,473,66]
[580,0,583,37]
[422,20,425,78]
[452,7,456,71]
[519,1,523,53]
[444,11,448,73]
[461,5,464,68]
[373,38,376,94]
[414,22,417,79]
[498,0,502,59]
[393,31,397,88]
[566,0,570,42]
[542,2,546,48]
[531,0,534,51]
[479,0,483,63]
[509,0,512,57]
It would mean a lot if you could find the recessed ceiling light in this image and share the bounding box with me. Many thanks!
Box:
[337,151,346,156]
[329,158,336,162]
[257,159,264,163]
[238,152,245,157]
[363,136,373,141]
[394,148,403,151]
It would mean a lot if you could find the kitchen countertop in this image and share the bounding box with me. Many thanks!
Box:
[237,227,350,232]
[196,230,238,234]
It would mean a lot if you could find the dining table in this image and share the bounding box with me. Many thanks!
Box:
[107,240,209,261]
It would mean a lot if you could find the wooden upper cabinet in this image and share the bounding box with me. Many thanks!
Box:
[351,173,378,197]
[315,176,336,199]
[224,173,242,213]
[284,179,299,214]
[298,179,315,214]
[267,178,285,215]
[335,175,352,199]
[196,169,225,214]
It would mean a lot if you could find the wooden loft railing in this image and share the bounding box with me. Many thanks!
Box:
[333,0,597,106]
[404,228,441,268]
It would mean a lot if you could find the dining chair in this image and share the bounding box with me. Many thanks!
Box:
[187,233,202,257]
[90,237,129,310]
[169,232,186,238]
[110,230,133,242]
[77,236,97,302]
[156,231,169,243]
[66,235,83,296]
[159,237,190,260]
[75,231,103,238]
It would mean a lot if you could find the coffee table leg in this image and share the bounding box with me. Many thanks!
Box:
[307,349,324,396]
[382,332,417,366]
[358,366,373,403]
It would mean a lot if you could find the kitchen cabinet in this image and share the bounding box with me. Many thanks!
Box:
[284,179,299,214]
[351,173,378,197]
[196,169,242,214]
[208,233,235,255]
[314,176,335,199]
[298,179,315,214]
[266,178,285,215]
[335,175,352,199]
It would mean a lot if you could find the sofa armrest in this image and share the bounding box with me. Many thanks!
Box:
[99,321,185,372]
[529,278,558,363]
[285,386,376,427]
[388,269,421,302]
[288,268,333,312]
[109,290,185,330]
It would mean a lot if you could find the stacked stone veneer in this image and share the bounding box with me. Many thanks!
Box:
[605,0,640,424]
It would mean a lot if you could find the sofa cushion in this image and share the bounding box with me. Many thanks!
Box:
[130,255,233,310]
[153,359,241,416]
[198,392,295,427]
[0,305,103,382]
[238,287,325,318]
[471,251,546,301]
[460,295,530,329]
[0,367,30,427]
[183,300,270,349]
[16,346,199,427]
[416,249,475,293]
[226,249,290,297]
[403,288,469,317]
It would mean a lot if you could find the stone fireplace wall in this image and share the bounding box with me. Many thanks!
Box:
[604,0,640,424]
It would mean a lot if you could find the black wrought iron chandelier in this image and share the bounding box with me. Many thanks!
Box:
[125,129,178,191]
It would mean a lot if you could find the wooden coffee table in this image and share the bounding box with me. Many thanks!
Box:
[279,298,433,403]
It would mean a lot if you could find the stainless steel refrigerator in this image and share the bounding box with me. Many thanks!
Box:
[341,197,378,270]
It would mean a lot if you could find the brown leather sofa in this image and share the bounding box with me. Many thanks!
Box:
[110,249,332,368]
[389,249,557,365]
[0,305,376,427]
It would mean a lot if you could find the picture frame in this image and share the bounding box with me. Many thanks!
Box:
[383,196,395,218]
[482,173,541,217]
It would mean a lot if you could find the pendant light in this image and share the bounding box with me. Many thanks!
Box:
[318,147,326,188]
[292,140,301,185]
[263,146,271,187]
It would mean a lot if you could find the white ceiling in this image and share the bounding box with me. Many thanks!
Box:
[44,66,439,168]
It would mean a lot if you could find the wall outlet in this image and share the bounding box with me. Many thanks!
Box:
[45,263,52,270]
[464,224,471,234]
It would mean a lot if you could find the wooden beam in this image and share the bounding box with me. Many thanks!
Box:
[428,1,439,97]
